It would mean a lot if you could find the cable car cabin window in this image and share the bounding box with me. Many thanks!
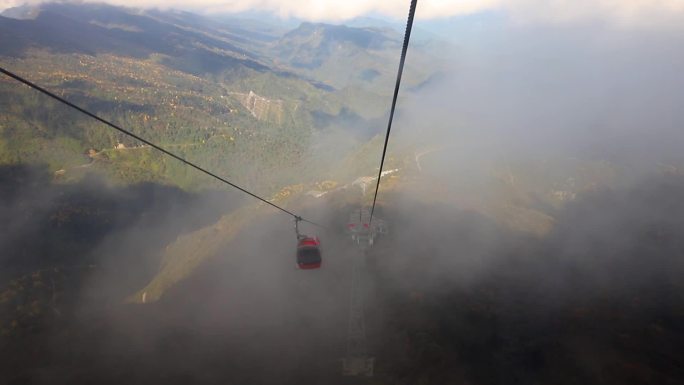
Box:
[297,246,322,264]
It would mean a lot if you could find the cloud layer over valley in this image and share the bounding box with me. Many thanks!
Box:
[1,0,683,27]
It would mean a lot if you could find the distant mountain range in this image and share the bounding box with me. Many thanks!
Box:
[0,3,268,73]
[0,3,437,85]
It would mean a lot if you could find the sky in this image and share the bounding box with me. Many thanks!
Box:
[1,0,683,27]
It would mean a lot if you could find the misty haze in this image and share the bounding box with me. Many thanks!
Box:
[1,1,684,384]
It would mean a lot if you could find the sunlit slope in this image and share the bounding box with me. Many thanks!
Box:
[127,183,317,303]
[128,203,269,303]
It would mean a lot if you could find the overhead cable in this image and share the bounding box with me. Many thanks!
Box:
[369,0,418,224]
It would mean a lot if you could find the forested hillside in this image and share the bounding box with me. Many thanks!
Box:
[0,2,438,194]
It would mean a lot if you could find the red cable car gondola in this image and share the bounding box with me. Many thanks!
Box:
[296,235,322,269]
[295,217,322,269]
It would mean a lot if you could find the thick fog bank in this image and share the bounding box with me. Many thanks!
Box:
[399,20,684,172]
[367,173,684,384]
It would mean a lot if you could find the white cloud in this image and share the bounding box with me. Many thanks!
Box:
[504,0,684,27]
[1,0,683,27]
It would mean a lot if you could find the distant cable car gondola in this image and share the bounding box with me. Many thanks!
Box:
[295,217,322,269]
[297,236,322,269]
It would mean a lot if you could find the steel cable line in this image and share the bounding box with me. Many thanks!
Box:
[369,0,417,225]
[0,66,326,229]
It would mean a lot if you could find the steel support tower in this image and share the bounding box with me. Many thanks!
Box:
[342,247,375,376]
